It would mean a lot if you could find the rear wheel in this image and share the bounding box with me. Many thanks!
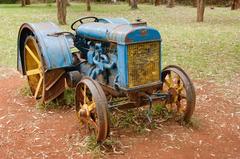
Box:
[75,77,109,142]
[161,65,196,122]
[24,36,65,103]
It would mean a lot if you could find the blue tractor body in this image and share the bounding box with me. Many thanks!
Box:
[18,17,162,90]
[74,19,161,89]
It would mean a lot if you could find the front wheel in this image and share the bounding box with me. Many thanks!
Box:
[75,77,109,142]
[161,65,196,122]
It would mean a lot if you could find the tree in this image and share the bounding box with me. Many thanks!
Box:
[21,0,25,7]
[86,0,91,11]
[192,0,197,7]
[167,0,175,7]
[131,0,138,9]
[66,0,70,6]
[128,0,131,6]
[231,0,240,10]
[57,0,67,25]
[25,0,30,5]
[197,0,205,22]
[155,0,160,6]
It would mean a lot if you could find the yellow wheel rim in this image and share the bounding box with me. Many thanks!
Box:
[162,71,187,115]
[24,36,43,99]
[161,65,196,122]
[75,77,109,142]
[77,83,98,133]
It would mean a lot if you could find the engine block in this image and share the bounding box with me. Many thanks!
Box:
[73,18,162,90]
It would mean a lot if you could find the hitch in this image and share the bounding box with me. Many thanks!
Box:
[141,92,170,123]
[140,92,153,123]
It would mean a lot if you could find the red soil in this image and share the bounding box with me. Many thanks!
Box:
[0,68,239,159]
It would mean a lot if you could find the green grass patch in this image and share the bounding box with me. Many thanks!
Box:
[63,88,75,106]
[110,105,172,134]
[18,82,32,96]
[36,99,63,110]
[66,134,124,158]
[35,88,75,110]
[0,3,239,84]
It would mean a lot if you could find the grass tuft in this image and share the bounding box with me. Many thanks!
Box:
[69,134,124,158]
[35,89,75,110]
[110,104,172,134]
[18,83,32,96]
[63,88,75,106]
[185,116,202,129]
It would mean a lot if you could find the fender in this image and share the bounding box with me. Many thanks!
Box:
[17,22,73,74]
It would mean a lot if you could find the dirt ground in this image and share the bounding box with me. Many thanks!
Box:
[0,67,239,159]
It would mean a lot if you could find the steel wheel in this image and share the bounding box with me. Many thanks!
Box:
[75,77,109,142]
[24,36,65,103]
[161,65,196,122]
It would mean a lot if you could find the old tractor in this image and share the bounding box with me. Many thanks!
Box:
[17,17,196,142]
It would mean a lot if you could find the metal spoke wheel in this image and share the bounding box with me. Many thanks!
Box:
[75,77,109,142]
[161,65,196,122]
[24,36,65,103]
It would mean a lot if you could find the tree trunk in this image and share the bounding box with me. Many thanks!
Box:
[57,0,67,25]
[155,0,160,6]
[197,0,205,22]
[131,0,138,9]
[86,0,91,11]
[46,0,52,6]
[167,0,175,8]
[192,0,197,7]
[162,0,167,4]
[231,0,240,10]
[66,0,70,6]
[128,0,131,6]
[25,0,30,5]
[21,0,25,7]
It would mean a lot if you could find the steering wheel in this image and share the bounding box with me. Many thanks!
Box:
[71,16,99,31]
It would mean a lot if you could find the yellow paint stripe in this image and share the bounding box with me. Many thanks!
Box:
[88,102,96,112]
[25,45,41,65]
[34,76,43,98]
[174,95,178,102]
[82,85,90,104]
[177,75,180,82]
[168,73,174,87]
[164,79,171,88]
[177,84,183,92]
[26,68,41,76]
[83,85,86,104]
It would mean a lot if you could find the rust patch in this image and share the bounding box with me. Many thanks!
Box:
[125,37,133,43]
[140,29,148,36]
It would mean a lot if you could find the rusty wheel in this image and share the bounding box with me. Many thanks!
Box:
[24,36,65,103]
[75,77,109,142]
[161,65,196,122]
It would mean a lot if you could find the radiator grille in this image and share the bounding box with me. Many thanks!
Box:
[128,41,160,88]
